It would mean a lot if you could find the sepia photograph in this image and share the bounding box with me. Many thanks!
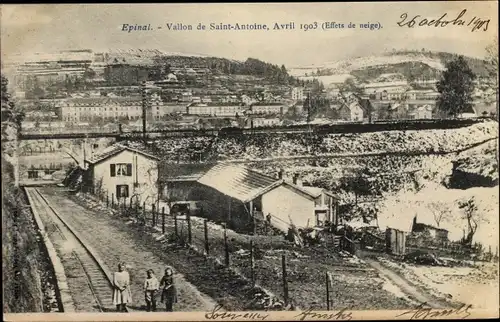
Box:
[1,1,499,321]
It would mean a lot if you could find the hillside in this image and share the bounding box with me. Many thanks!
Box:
[289,50,490,84]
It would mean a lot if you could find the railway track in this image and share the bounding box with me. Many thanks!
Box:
[25,187,120,312]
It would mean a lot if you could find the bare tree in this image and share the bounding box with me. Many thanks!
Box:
[458,198,487,247]
[428,201,451,227]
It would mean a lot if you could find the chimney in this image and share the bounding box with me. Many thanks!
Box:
[278,169,284,180]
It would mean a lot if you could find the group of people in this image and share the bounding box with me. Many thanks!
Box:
[112,263,177,312]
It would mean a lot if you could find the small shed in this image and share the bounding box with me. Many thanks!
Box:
[386,227,406,256]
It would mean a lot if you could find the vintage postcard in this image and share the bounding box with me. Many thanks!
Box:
[1,1,499,321]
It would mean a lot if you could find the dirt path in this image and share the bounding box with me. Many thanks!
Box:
[363,257,447,308]
[38,187,217,312]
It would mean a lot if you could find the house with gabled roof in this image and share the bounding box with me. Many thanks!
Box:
[164,163,339,234]
[82,144,160,206]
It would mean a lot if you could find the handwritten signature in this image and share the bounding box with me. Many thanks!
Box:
[397,9,490,32]
[294,307,353,321]
[396,302,473,320]
[205,304,270,321]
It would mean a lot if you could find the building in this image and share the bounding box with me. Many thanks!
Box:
[180,92,193,102]
[336,94,368,122]
[405,89,439,101]
[404,100,437,119]
[186,103,244,117]
[201,96,212,104]
[413,78,439,88]
[249,103,286,115]
[412,216,449,243]
[220,95,239,104]
[83,144,160,206]
[363,81,410,100]
[291,87,305,101]
[24,110,58,121]
[247,117,281,128]
[58,94,166,122]
[165,164,339,234]
[407,105,433,119]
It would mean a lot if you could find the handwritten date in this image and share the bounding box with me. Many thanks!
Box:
[397,9,489,32]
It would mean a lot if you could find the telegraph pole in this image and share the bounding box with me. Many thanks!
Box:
[306,91,311,124]
[141,80,147,142]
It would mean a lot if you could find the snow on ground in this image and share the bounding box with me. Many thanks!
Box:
[377,184,499,250]
[378,257,499,310]
[298,74,354,85]
[289,54,446,76]
[407,263,499,310]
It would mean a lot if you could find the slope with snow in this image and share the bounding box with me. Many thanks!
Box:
[290,53,446,77]
[377,182,499,250]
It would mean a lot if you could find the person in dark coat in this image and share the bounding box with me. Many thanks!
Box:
[160,266,177,312]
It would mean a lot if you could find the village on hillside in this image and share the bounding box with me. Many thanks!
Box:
[2,47,498,134]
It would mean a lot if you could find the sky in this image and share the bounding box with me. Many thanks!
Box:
[1,2,498,67]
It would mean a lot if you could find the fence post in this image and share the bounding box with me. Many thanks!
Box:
[174,213,178,238]
[204,219,209,256]
[152,204,156,227]
[142,201,146,225]
[162,207,165,235]
[111,193,114,208]
[282,254,289,306]
[106,193,109,207]
[187,214,192,244]
[224,224,230,267]
[326,272,331,310]
[250,240,255,286]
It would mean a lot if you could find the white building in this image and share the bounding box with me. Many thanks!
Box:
[249,103,286,115]
[181,92,193,102]
[58,95,167,122]
[187,104,244,117]
[405,89,440,101]
[363,81,410,100]
[83,144,160,206]
[195,164,339,233]
[248,117,281,128]
[291,87,305,101]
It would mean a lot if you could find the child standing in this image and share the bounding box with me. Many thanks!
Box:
[144,269,159,312]
[160,266,177,312]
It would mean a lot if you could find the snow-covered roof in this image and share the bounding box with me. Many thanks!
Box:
[197,163,279,203]
[363,81,409,88]
[85,144,159,165]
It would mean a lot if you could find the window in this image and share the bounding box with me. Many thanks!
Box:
[116,184,129,198]
[110,163,132,177]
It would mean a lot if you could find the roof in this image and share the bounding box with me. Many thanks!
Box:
[160,163,213,182]
[58,96,143,106]
[85,144,160,165]
[290,185,323,198]
[196,163,334,203]
[363,81,409,88]
[197,163,279,203]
